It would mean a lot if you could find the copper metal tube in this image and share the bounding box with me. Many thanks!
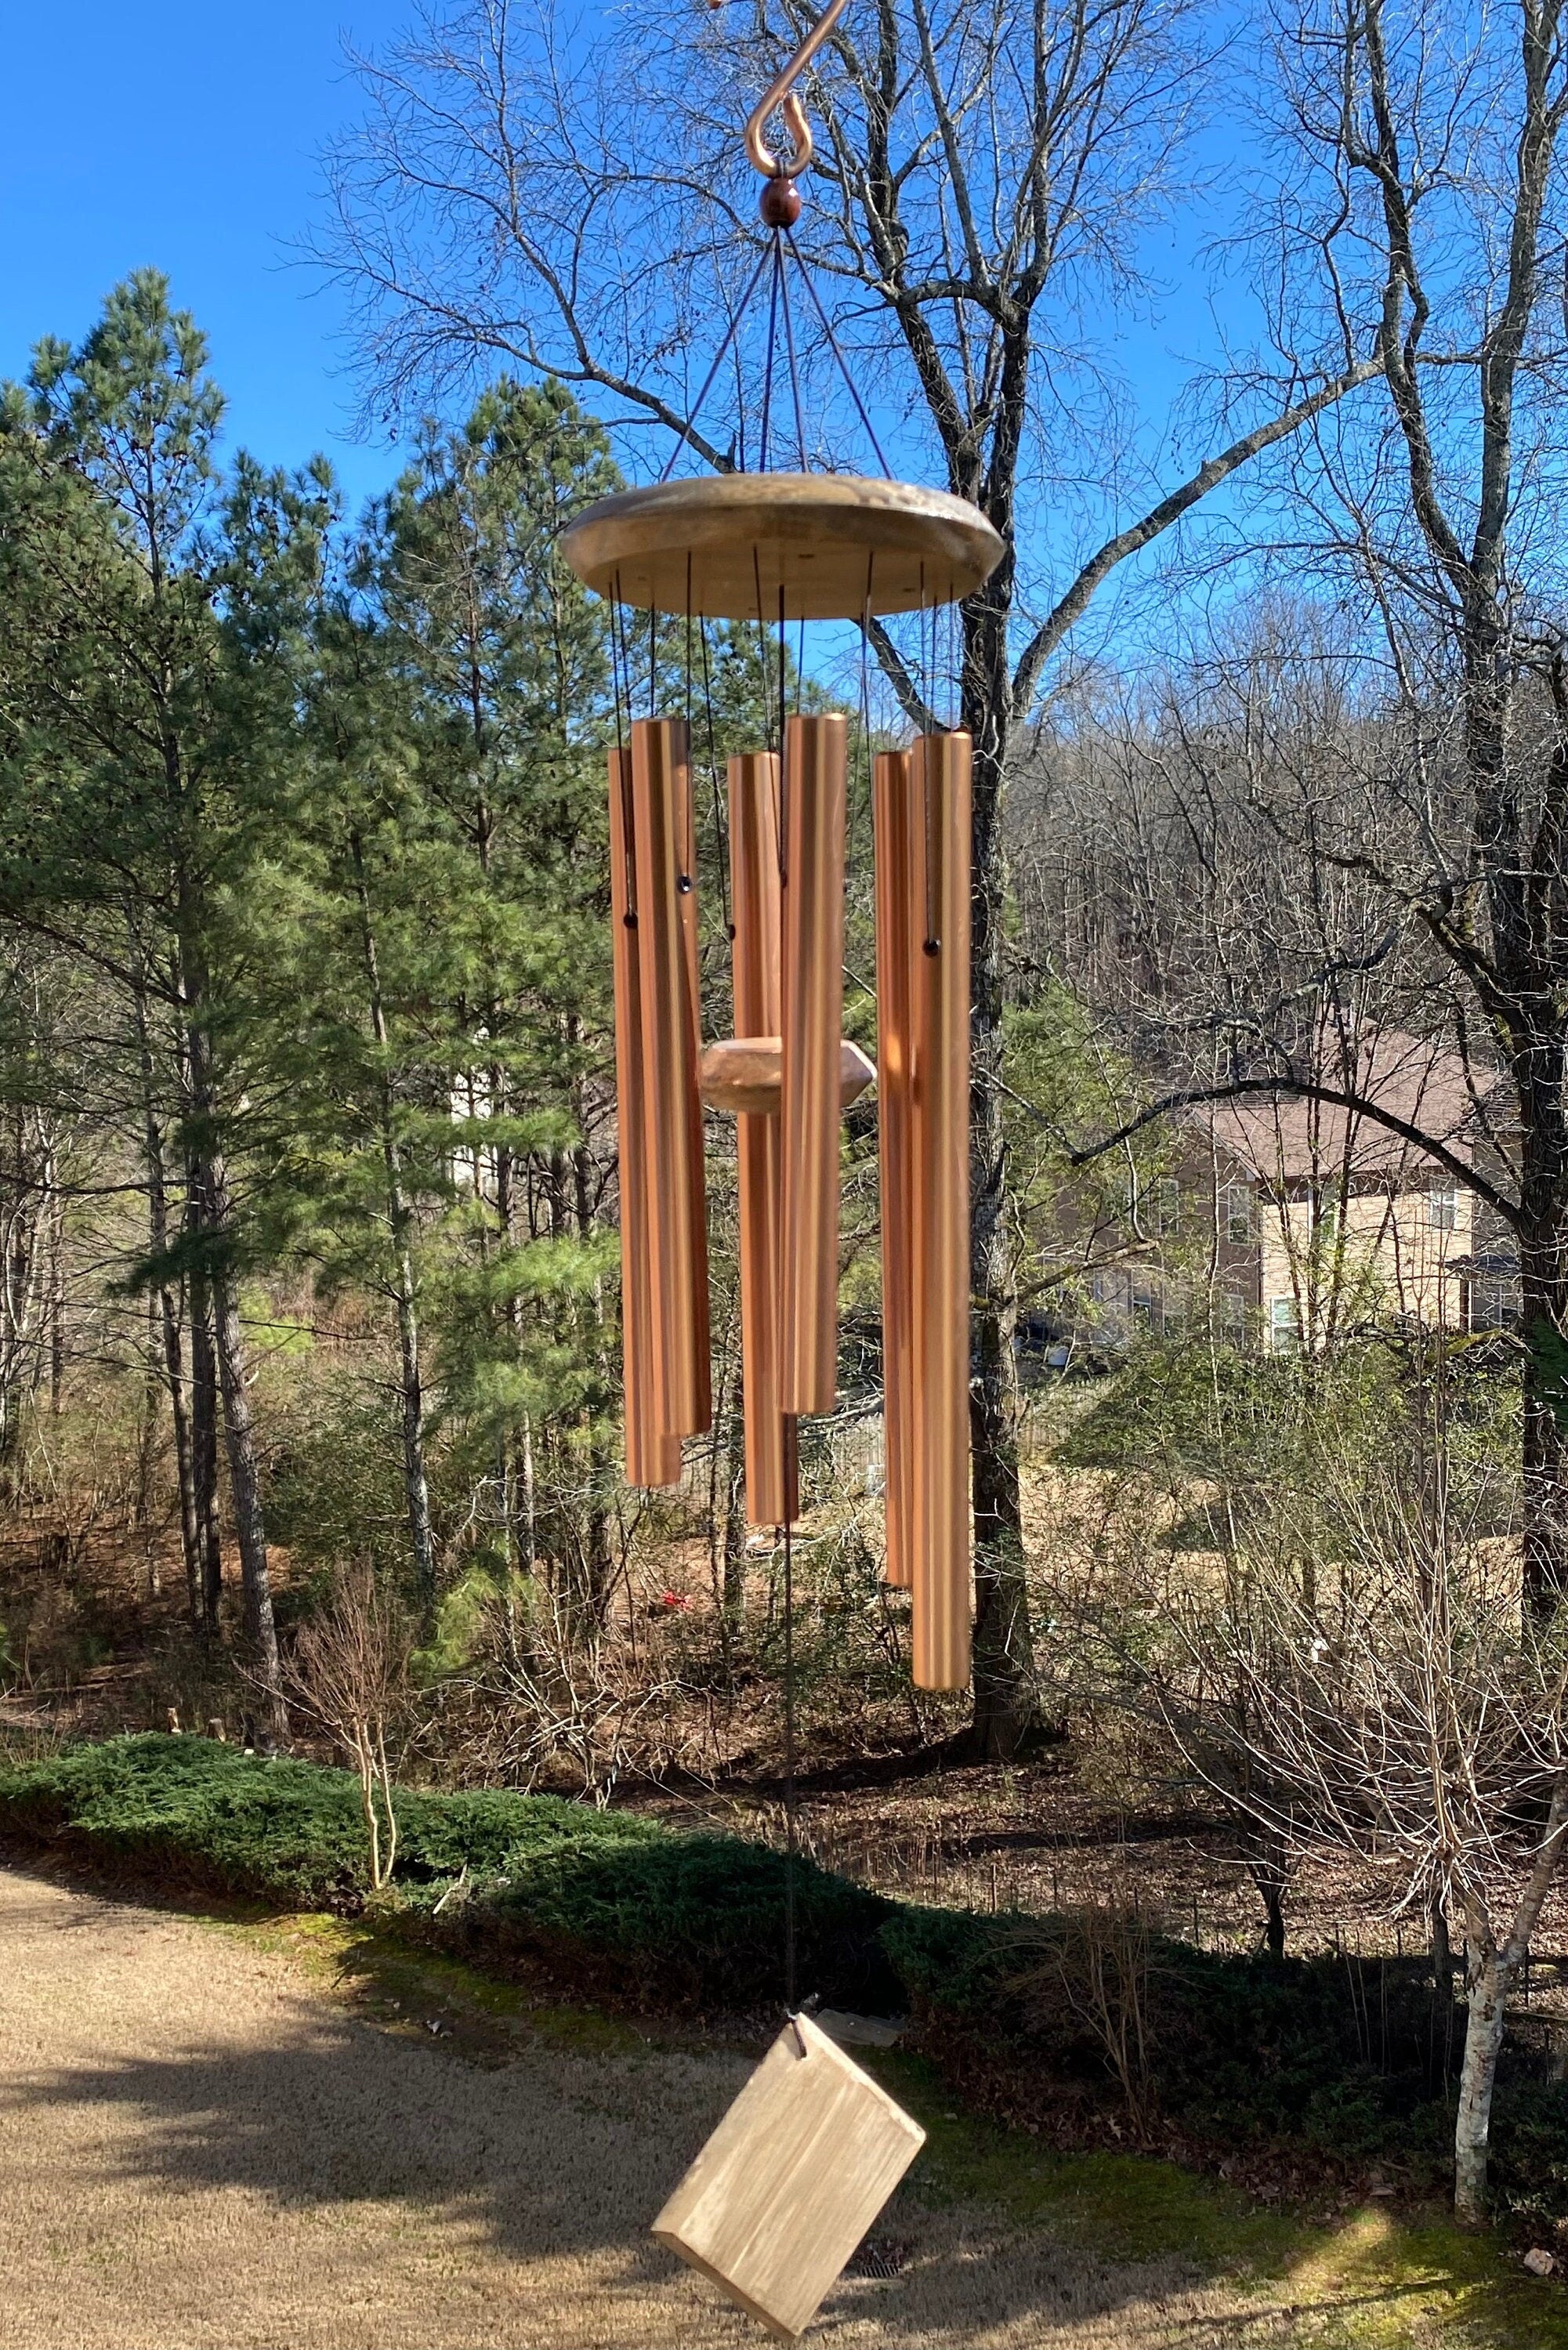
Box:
[779,713,848,1417]
[872,749,915,1589]
[630,716,711,1439]
[608,746,681,1487]
[677,720,714,1436]
[730,751,797,1527]
[909,730,972,1691]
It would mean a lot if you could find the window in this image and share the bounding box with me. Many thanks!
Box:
[1157,1177,1181,1237]
[1222,1182,1252,1245]
[1269,1294,1302,1353]
[1220,1288,1247,1347]
[1429,1182,1458,1232]
[1130,1278,1156,1327]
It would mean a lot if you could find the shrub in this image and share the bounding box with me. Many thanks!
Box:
[0,1733,891,2006]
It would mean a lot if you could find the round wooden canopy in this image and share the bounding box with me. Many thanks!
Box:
[559,473,1003,621]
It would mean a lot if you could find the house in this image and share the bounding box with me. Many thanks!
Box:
[1084,1034,1513,1352]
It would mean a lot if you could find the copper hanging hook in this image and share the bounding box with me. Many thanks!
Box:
[743,0,849,179]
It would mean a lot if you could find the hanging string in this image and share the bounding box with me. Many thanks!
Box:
[783,228,893,478]
[659,241,773,483]
[778,230,810,472]
[759,232,783,474]
[610,571,627,755]
[753,545,773,751]
[699,618,733,943]
[783,1513,798,2013]
[611,576,636,925]
[858,553,875,903]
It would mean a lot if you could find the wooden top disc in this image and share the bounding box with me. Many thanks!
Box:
[559,473,1003,621]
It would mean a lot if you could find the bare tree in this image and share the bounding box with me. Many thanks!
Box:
[283,1559,414,1888]
[315,0,1378,1751]
[1034,0,1568,1606]
[1153,1458,1568,2225]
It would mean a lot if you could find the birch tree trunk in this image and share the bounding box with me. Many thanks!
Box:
[1454,1951,1511,2228]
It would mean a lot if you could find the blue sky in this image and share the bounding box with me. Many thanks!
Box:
[2,0,1266,674]
[2,0,407,511]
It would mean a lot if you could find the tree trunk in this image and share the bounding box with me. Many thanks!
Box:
[722,1378,748,1646]
[1516,1138,1568,1615]
[186,1252,224,1632]
[352,839,437,1617]
[205,1203,287,1748]
[1454,1950,1511,2227]
[963,582,1038,1757]
[136,988,201,1622]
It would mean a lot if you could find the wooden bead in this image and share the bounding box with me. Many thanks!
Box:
[760,176,802,228]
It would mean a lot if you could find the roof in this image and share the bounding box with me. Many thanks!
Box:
[1194,1034,1494,1186]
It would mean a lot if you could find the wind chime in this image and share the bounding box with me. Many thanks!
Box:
[562,9,999,1703]
[559,8,1004,2334]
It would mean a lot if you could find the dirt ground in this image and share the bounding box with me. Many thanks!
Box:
[0,1860,1431,2350]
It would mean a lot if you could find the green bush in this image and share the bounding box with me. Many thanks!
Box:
[6,1733,1567,2215]
[0,1733,892,2007]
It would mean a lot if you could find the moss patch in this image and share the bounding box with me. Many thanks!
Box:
[870,2051,1568,2348]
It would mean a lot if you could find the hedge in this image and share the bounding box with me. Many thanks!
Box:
[5,1733,1566,2218]
[0,1733,899,2011]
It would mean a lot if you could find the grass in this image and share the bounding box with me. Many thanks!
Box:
[184,1901,1568,2349]
[868,2051,1568,2348]
[9,1726,1568,2296]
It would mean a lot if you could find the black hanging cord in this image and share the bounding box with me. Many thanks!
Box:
[783,1515,798,2013]
[610,576,637,925]
[783,227,893,479]
[658,242,773,483]
[700,618,733,941]
[753,545,773,749]
[759,231,783,473]
[777,230,810,471]
[610,571,627,754]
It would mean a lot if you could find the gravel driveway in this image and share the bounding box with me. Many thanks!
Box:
[0,1863,1319,2348]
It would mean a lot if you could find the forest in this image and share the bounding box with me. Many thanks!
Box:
[6,0,1568,2315]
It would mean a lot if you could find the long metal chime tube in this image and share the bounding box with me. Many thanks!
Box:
[677,722,715,1428]
[730,751,798,1526]
[630,716,712,1439]
[909,730,972,1690]
[608,746,681,1488]
[780,713,848,1417]
[872,749,914,1588]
